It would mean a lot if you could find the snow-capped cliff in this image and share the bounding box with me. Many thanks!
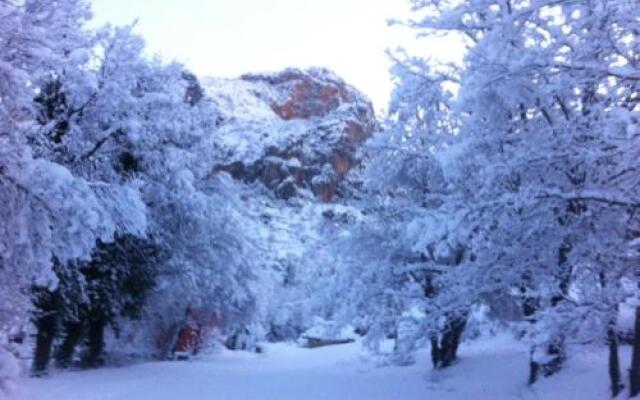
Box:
[203,67,376,201]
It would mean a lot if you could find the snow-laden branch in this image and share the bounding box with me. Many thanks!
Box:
[537,189,640,208]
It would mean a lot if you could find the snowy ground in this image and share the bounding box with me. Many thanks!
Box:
[9,336,629,400]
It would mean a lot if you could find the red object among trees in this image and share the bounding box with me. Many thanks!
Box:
[172,308,222,357]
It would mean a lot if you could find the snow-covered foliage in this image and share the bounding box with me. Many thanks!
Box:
[0,0,149,385]
[0,0,377,387]
[0,0,275,387]
[422,0,639,376]
[2,0,638,397]
[193,68,377,343]
[328,0,640,390]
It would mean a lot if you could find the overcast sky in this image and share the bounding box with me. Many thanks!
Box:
[90,0,455,111]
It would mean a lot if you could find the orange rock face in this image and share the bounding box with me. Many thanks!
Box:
[270,77,351,120]
[214,68,377,202]
[171,308,223,357]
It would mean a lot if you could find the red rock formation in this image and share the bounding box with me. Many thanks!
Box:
[242,68,362,121]
[171,308,222,358]
[212,68,377,202]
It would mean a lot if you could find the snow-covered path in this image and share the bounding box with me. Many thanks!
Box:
[11,338,621,400]
[14,342,431,400]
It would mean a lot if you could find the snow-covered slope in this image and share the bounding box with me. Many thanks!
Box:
[13,336,629,400]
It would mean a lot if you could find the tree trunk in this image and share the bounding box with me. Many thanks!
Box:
[430,335,440,368]
[529,338,566,385]
[431,312,468,369]
[528,354,540,386]
[543,340,565,377]
[597,274,623,397]
[31,312,57,376]
[83,318,106,368]
[607,317,623,397]
[630,306,640,397]
[528,245,570,386]
[31,290,58,376]
[523,295,540,385]
[55,321,84,369]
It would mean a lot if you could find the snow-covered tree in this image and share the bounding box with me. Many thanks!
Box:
[359,0,640,393]
[0,0,148,386]
[35,24,266,358]
[439,0,637,387]
[0,0,267,383]
[326,85,466,366]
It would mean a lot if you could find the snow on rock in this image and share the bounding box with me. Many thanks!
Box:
[204,68,377,201]
[299,317,357,348]
[241,67,362,121]
[201,77,277,122]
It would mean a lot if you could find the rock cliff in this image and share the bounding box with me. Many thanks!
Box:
[204,68,376,201]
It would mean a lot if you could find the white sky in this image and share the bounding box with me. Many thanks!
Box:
[90,0,457,111]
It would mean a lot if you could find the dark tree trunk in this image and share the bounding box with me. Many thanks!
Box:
[430,335,439,368]
[529,337,566,385]
[607,321,623,397]
[528,243,571,385]
[440,316,466,367]
[607,326,624,397]
[544,340,566,376]
[528,355,540,386]
[596,273,623,397]
[523,291,541,385]
[529,335,568,384]
[31,291,58,376]
[83,318,106,368]
[32,312,57,376]
[630,306,640,397]
[55,321,85,369]
[430,313,468,369]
